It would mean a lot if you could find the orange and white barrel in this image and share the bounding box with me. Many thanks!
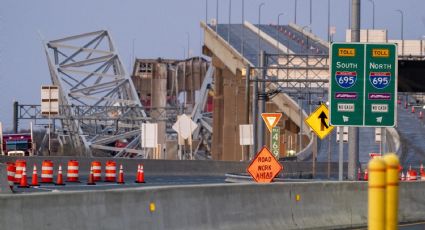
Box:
[7,162,15,187]
[14,160,26,184]
[41,160,54,183]
[105,161,116,182]
[91,161,102,181]
[66,160,80,182]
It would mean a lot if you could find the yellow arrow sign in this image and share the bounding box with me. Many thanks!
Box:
[305,104,334,139]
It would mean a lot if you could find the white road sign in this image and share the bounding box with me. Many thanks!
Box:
[239,124,253,146]
[172,114,198,140]
[141,123,158,148]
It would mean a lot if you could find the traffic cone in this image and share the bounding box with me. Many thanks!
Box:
[18,166,30,188]
[135,164,145,183]
[117,164,125,184]
[357,168,362,181]
[401,171,406,181]
[134,164,140,183]
[363,169,368,181]
[410,170,418,181]
[55,165,65,186]
[420,163,424,174]
[87,166,96,185]
[412,106,415,113]
[420,111,423,119]
[31,164,40,186]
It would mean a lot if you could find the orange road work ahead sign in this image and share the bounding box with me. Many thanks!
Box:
[261,113,282,132]
[247,146,283,183]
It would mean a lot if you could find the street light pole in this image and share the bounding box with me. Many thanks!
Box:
[309,0,312,26]
[216,0,219,33]
[205,0,208,24]
[327,0,330,42]
[368,0,375,29]
[228,0,231,42]
[294,0,298,24]
[258,2,265,66]
[396,9,404,56]
[186,32,190,58]
[277,13,285,54]
[241,0,245,56]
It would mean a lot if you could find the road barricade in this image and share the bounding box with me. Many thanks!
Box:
[105,161,116,182]
[14,160,26,184]
[6,163,15,188]
[91,161,102,181]
[41,160,54,183]
[66,160,80,182]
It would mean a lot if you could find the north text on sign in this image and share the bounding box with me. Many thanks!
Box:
[370,62,392,70]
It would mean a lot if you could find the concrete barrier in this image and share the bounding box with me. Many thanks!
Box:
[1,181,424,230]
[0,163,12,194]
[0,156,248,176]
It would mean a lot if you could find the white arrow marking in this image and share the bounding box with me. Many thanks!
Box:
[342,116,349,122]
[376,117,383,123]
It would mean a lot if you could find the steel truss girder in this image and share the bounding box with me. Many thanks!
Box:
[266,54,329,90]
[44,30,148,157]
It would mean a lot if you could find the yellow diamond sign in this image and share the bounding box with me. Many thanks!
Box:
[305,104,334,139]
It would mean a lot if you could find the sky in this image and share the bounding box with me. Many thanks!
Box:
[1,0,424,130]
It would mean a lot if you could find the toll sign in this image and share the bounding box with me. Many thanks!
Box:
[247,146,283,183]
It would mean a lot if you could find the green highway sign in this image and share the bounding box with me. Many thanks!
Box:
[329,43,397,127]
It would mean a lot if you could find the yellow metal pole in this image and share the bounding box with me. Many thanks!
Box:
[368,157,386,230]
[384,153,399,230]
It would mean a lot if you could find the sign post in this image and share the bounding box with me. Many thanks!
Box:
[41,85,59,155]
[239,124,254,161]
[172,114,198,160]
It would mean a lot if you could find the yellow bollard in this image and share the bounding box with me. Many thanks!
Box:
[368,157,386,230]
[384,153,399,230]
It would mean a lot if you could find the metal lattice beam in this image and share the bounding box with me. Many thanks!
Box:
[44,30,148,157]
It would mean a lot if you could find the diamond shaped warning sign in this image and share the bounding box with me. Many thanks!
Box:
[261,113,282,132]
[247,146,283,183]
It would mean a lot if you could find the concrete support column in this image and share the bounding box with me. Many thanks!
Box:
[222,70,237,161]
[211,63,223,160]
[151,63,167,159]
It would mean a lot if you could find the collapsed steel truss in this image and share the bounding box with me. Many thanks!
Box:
[44,30,147,157]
